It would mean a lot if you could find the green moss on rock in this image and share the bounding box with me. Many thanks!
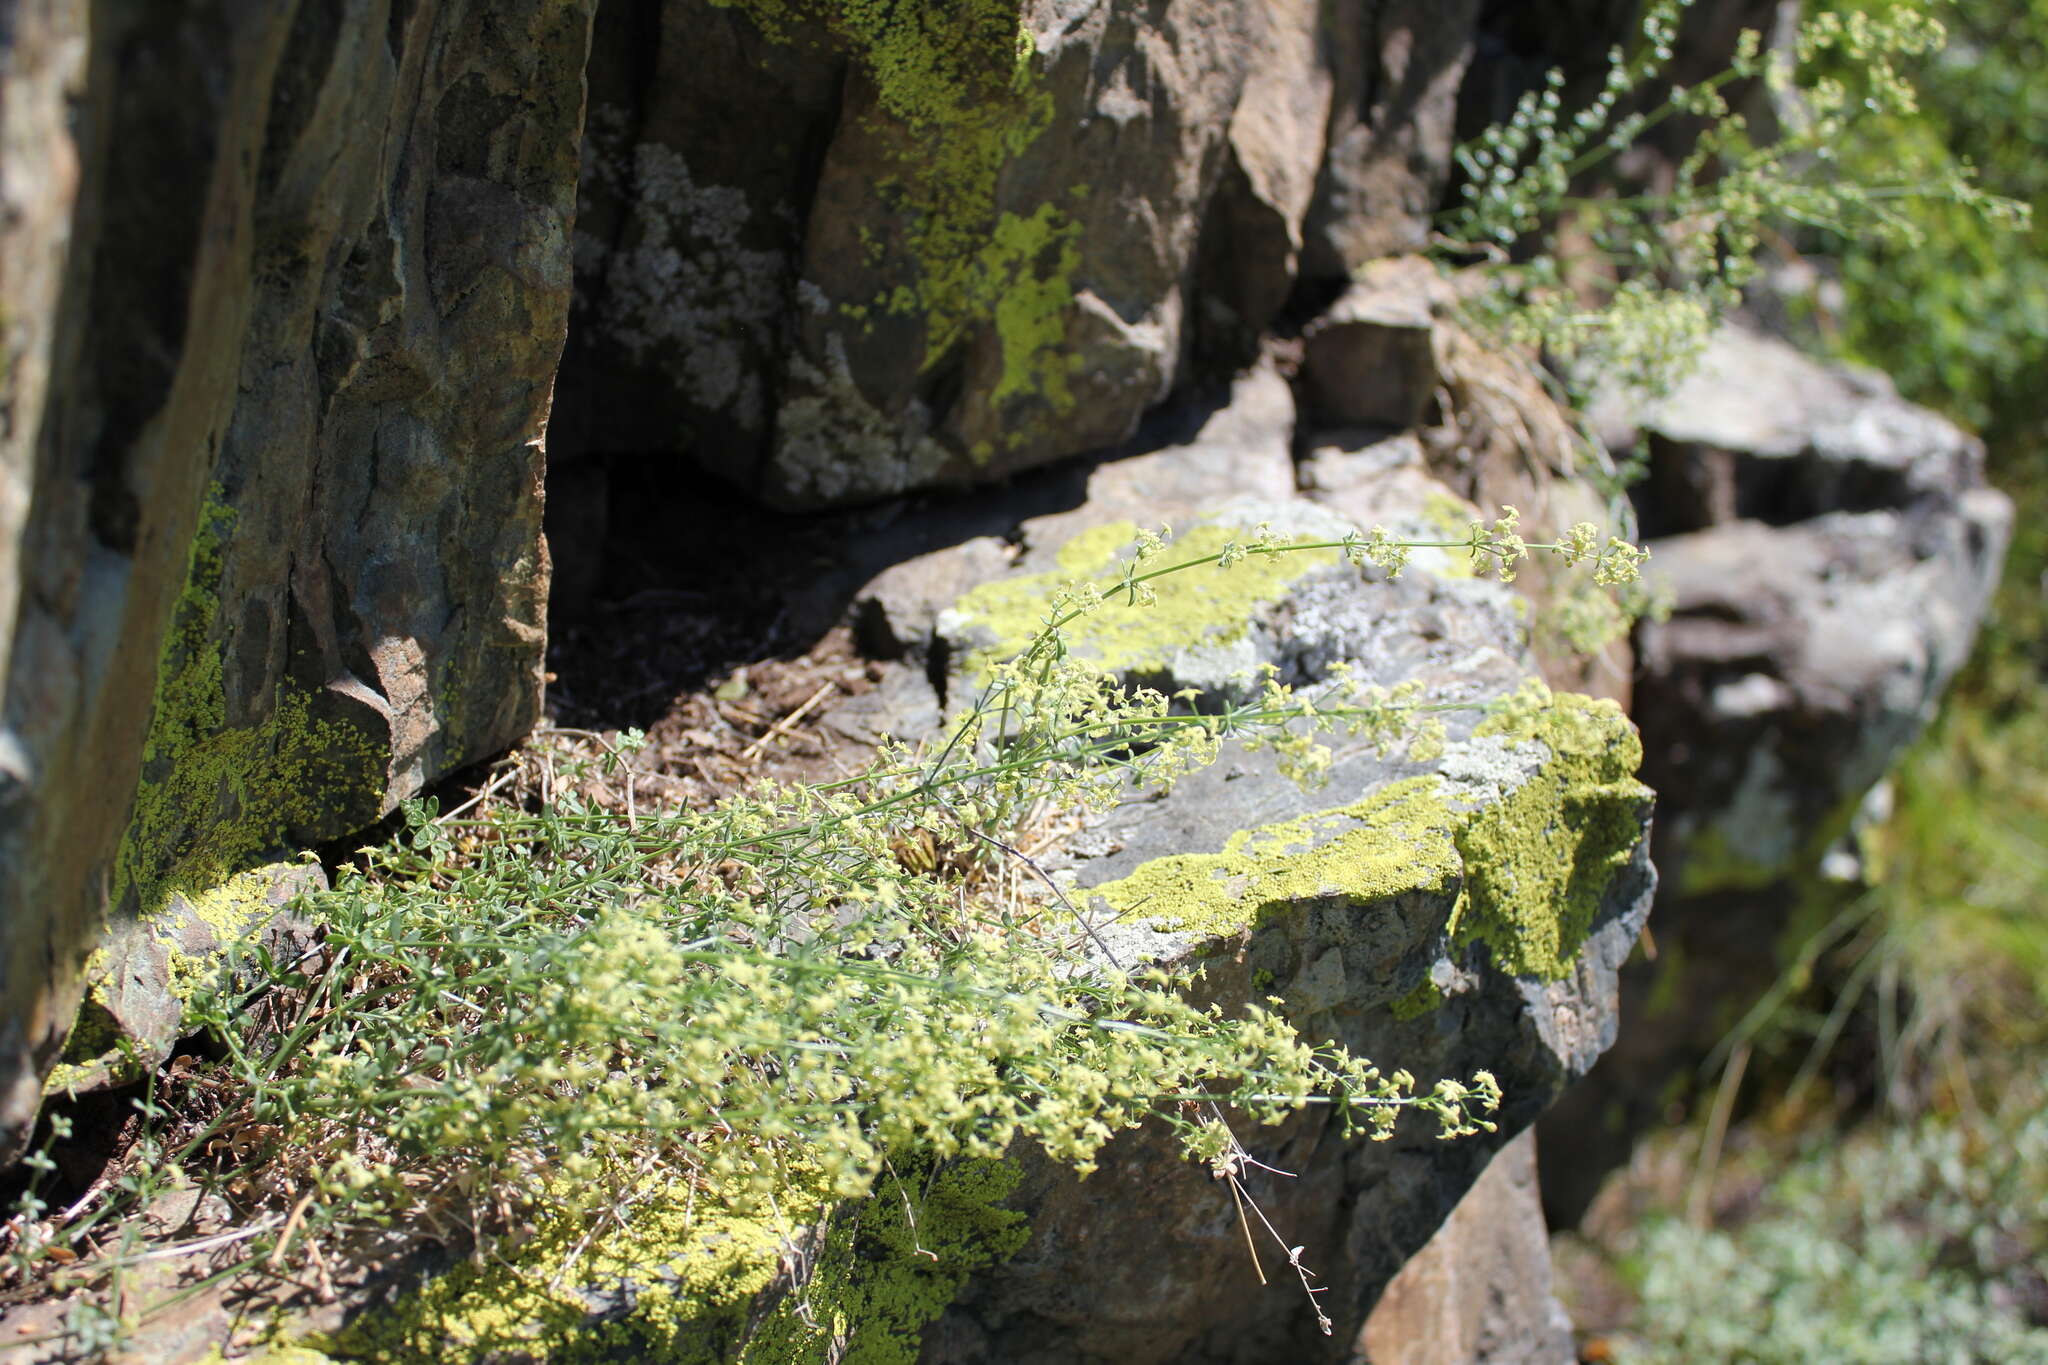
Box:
[1086,777,1464,940]
[716,0,1072,459]
[58,487,387,1072]
[117,490,382,915]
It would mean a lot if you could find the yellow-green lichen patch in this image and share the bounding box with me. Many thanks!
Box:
[716,0,1069,460]
[1085,777,1464,940]
[1388,976,1448,1020]
[1452,693,1652,979]
[1083,692,1650,985]
[53,484,390,1075]
[320,1161,831,1364]
[985,203,1084,420]
[318,1154,1025,1365]
[947,521,1341,680]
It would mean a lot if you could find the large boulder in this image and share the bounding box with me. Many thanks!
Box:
[1539,321,2011,1223]
[929,586,1652,1359]
[553,0,1480,510]
[0,0,594,1143]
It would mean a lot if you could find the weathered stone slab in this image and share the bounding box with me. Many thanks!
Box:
[1355,1130,1575,1365]
[835,358,1301,675]
[1602,321,1990,538]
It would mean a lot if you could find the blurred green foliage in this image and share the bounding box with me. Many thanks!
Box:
[1821,0,2048,1054]
[1818,0,2048,435]
[1623,1075,2048,1363]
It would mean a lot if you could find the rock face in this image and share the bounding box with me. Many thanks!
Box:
[248,365,1647,1363]
[553,0,1479,510]
[1539,322,2012,1223]
[0,0,593,1144]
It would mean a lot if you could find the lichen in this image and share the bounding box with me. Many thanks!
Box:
[117,491,383,918]
[1388,977,1448,1020]
[945,520,1342,680]
[1084,694,1649,983]
[66,487,386,1067]
[1452,693,1652,978]
[715,0,1075,461]
[983,203,1084,426]
[774,347,952,505]
[315,1154,1025,1365]
[741,1156,1028,1365]
[1086,777,1464,940]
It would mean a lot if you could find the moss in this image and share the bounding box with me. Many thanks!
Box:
[1085,694,1649,983]
[741,1156,1028,1364]
[1453,694,1652,978]
[947,520,1342,680]
[49,487,387,1071]
[1086,777,1463,939]
[48,949,131,1093]
[316,1155,1025,1365]
[110,488,382,972]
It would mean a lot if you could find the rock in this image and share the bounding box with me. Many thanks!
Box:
[831,358,1301,676]
[1604,322,1987,539]
[556,2,1490,511]
[919,502,1653,1359]
[1188,0,1336,367]
[1300,0,1483,276]
[47,862,326,1100]
[0,0,593,1145]
[1538,323,2012,1225]
[937,497,1361,706]
[1356,1130,1576,1365]
[854,537,1018,662]
[1299,256,1445,431]
[0,0,90,1148]
[1298,430,1430,499]
[1009,357,1304,553]
[1634,503,2007,896]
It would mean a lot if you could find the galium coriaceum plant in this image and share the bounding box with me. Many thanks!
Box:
[0,512,1644,1350]
[1442,0,2030,399]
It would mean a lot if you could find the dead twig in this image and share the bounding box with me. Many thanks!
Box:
[741,683,839,761]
